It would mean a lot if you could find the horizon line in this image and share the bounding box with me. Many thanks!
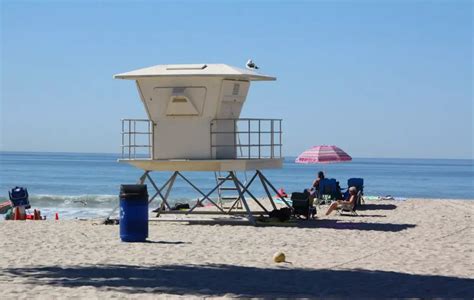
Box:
[0,150,472,161]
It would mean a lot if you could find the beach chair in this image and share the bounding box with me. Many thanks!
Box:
[338,191,362,216]
[343,178,364,205]
[291,192,315,220]
[9,187,30,209]
[316,178,338,206]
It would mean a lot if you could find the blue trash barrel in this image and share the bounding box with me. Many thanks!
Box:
[119,184,148,242]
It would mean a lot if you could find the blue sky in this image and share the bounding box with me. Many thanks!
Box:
[1,0,472,159]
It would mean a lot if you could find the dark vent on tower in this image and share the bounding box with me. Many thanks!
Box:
[232,83,240,96]
[172,87,186,94]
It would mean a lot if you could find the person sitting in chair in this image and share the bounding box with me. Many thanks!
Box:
[306,171,325,202]
[325,186,357,216]
[312,171,325,190]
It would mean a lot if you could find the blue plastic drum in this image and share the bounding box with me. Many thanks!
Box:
[119,184,149,242]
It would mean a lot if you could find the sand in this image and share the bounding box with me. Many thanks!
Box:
[0,198,473,298]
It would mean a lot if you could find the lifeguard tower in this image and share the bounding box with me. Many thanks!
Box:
[114,63,289,224]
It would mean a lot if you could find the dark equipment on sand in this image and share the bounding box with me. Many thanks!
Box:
[9,187,30,208]
[291,192,316,220]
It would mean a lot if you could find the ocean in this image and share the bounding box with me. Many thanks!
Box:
[0,152,472,219]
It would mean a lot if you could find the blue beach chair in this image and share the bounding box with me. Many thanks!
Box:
[9,187,30,208]
[343,178,364,205]
[316,178,338,206]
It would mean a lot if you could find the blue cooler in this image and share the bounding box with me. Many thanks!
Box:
[119,184,148,242]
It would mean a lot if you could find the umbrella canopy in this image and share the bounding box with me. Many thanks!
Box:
[295,145,352,164]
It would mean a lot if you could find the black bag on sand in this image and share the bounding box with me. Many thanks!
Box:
[269,207,292,222]
[171,203,190,210]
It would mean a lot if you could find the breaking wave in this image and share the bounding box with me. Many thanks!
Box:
[26,194,119,209]
[0,194,198,220]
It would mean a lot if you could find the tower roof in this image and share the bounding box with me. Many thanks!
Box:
[114,63,276,81]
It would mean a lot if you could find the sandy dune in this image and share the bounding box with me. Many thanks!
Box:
[0,199,473,298]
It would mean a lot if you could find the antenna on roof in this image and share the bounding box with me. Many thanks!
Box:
[246,59,259,70]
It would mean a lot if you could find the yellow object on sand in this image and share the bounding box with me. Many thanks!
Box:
[273,251,286,263]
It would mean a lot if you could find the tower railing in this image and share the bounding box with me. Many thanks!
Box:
[210,118,283,159]
[121,118,283,160]
[121,119,153,159]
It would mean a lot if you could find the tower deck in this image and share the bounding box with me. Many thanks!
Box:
[118,158,283,171]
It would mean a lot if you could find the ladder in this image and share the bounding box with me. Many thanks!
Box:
[215,171,242,209]
[215,128,248,209]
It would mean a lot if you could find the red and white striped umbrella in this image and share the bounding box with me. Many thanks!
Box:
[295,145,352,164]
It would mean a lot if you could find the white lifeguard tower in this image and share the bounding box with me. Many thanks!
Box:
[114,63,289,224]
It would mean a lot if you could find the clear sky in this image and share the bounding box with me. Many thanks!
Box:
[1,0,472,159]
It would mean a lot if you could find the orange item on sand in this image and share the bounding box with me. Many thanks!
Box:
[14,207,19,220]
[13,206,25,220]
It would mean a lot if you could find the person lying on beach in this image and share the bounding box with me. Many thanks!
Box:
[325,186,357,216]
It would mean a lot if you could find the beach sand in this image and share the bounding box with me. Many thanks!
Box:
[0,198,473,298]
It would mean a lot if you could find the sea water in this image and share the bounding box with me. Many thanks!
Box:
[0,152,472,219]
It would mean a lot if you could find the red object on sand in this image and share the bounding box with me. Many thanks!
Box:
[55,212,59,220]
[14,206,25,220]
[14,207,19,220]
[24,210,44,220]
[276,188,288,198]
